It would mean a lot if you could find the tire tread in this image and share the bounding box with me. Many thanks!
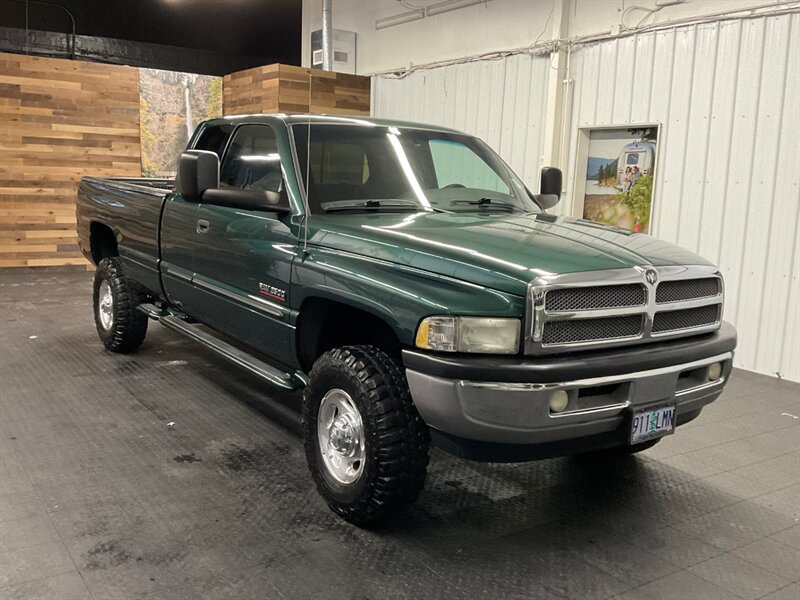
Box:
[302,345,429,525]
[93,257,148,353]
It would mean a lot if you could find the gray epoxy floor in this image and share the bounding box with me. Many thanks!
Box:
[0,267,798,600]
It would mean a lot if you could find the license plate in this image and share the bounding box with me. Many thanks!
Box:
[630,404,676,444]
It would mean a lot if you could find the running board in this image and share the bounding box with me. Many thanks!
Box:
[137,304,307,391]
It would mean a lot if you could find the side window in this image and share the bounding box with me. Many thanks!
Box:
[194,124,234,158]
[220,125,283,192]
[429,140,509,193]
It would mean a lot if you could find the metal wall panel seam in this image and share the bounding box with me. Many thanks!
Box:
[650,30,676,239]
[774,14,800,379]
[731,19,769,341]
[758,15,796,374]
[694,22,722,256]
[674,26,699,250]
[713,21,744,268]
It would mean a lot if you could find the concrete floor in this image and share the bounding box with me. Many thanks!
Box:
[0,267,798,600]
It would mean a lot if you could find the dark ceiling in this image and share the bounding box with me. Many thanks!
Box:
[0,0,302,66]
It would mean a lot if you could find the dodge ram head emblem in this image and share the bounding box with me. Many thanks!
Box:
[645,269,658,285]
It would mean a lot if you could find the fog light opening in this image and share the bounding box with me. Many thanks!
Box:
[550,390,570,413]
[707,362,723,382]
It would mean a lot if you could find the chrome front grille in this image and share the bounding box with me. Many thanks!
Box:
[655,278,721,303]
[542,315,643,345]
[545,284,646,312]
[652,304,721,333]
[526,266,724,355]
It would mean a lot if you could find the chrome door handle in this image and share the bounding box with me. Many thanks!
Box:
[196,219,210,234]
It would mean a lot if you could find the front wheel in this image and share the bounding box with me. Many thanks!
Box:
[93,257,148,353]
[302,345,430,526]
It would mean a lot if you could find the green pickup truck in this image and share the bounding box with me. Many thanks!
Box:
[77,114,737,525]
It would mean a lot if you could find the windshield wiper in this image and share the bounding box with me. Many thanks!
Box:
[322,199,447,213]
[450,197,518,210]
[322,200,420,213]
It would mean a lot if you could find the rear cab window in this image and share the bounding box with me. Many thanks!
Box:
[194,124,234,158]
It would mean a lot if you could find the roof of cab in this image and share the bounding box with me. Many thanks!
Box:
[200,113,463,134]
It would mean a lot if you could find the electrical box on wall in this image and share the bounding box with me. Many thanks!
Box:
[311,29,357,74]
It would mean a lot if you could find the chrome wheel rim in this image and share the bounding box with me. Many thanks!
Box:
[98,280,114,330]
[317,388,365,485]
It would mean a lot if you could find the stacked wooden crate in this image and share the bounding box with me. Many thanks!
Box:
[223,63,370,116]
[0,52,141,267]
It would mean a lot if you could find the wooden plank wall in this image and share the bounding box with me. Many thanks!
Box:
[223,64,370,116]
[0,52,141,267]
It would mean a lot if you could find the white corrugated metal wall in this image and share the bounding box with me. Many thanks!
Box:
[564,14,800,381]
[372,53,552,190]
[372,13,800,382]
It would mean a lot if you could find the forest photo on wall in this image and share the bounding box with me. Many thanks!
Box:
[139,69,223,177]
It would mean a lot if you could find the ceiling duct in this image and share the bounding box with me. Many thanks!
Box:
[322,0,333,70]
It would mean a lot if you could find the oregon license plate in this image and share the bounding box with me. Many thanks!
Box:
[630,404,676,444]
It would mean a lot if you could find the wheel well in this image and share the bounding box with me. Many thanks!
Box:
[90,222,118,264]
[296,298,402,371]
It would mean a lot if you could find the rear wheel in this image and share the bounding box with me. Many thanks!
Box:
[93,257,148,353]
[302,345,430,526]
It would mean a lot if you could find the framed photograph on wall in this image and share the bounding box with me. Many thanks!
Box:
[571,124,660,234]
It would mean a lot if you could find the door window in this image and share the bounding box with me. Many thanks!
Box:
[220,125,283,193]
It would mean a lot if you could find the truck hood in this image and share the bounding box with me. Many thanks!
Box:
[308,212,714,296]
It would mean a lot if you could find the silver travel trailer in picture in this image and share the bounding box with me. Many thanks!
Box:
[616,141,656,188]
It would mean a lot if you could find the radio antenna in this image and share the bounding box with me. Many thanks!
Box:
[302,73,312,256]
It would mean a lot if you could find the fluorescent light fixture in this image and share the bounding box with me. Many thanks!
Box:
[376,0,492,30]
[375,9,424,30]
[426,0,487,17]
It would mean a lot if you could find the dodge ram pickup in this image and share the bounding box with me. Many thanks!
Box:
[77,114,737,525]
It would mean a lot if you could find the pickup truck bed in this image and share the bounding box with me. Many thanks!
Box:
[77,177,173,295]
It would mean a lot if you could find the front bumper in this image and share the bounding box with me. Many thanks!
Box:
[403,321,737,461]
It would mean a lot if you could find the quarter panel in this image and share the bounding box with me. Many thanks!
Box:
[77,177,165,292]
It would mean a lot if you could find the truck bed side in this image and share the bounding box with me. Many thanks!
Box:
[77,176,173,294]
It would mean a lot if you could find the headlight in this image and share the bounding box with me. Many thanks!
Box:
[415,316,520,354]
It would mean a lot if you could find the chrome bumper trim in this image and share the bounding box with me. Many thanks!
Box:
[461,351,732,393]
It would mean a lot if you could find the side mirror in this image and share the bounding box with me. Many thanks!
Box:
[177,150,219,201]
[534,166,562,210]
[202,188,291,214]
[541,166,562,197]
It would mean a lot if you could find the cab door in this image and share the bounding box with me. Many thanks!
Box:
[160,123,234,315]
[189,124,300,362]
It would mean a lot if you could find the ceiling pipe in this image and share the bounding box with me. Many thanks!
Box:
[376,0,491,31]
[11,0,76,57]
[321,0,333,71]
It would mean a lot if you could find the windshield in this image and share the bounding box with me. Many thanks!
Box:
[291,124,541,215]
